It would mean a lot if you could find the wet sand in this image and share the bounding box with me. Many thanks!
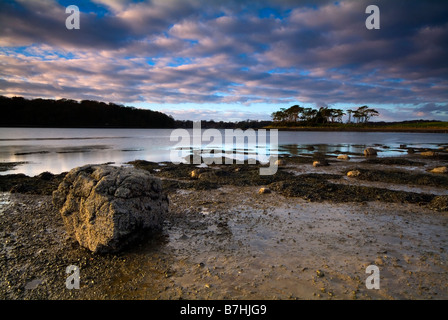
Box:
[0,152,447,300]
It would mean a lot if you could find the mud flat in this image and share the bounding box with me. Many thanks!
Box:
[0,151,447,300]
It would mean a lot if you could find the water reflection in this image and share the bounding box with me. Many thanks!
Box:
[278,143,368,157]
[0,128,446,176]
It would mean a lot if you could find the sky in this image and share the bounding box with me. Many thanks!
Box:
[0,0,447,122]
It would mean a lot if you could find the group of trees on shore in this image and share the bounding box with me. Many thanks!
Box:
[271,105,379,124]
[0,96,176,128]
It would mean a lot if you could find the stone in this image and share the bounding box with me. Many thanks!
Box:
[275,159,286,166]
[190,168,203,178]
[198,171,216,180]
[337,154,350,160]
[313,160,328,167]
[428,195,448,212]
[258,187,271,194]
[52,165,169,253]
[421,151,436,157]
[347,170,361,177]
[363,147,378,156]
[430,167,447,174]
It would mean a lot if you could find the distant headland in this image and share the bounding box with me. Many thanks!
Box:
[0,96,446,132]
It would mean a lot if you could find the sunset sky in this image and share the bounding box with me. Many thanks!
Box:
[1,0,447,122]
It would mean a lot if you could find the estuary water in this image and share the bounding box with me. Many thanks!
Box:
[0,127,446,176]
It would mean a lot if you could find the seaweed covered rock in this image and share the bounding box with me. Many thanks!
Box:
[364,148,378,156]
[428,195,448,212]
[52,165,169,253]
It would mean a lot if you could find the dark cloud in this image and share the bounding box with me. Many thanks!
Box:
[0,0,447,121]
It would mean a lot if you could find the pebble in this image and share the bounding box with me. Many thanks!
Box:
[313,160,328,167]
[275,159,286,166]
[258,187,271,194]
[337,154,350,160]
[316,270,325,278]
[347,170,361,177]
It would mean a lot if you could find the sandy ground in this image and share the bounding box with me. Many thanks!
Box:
[1,148,448,300]
[1,176,447,300]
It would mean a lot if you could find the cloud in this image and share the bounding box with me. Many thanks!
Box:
[160,107,271,122]
[0,0,447,121]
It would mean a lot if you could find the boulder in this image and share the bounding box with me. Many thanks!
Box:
[347,170,361,177]
[52,165,169,253]
[337,154,350,160]
[363,148,378,156]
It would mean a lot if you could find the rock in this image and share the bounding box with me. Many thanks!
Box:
[428,195,448,212]
[198,171,217,180]
[313,160,328,167]
[347,170,361,177]
[337,154,350,160]
[37,171,55,181]
[430,167,448,174]
[421,151,437,157]
[258,187,271,194]
[52,165,169,253]
[407,148,415,154]
[190,168,203,178]
[24,279,43,290]
[275,159,286,166]
[363,147,378,156]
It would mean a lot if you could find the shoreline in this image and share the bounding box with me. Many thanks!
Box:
[1,152,447,300]
[264,126,448,133]
[2,125,448,133]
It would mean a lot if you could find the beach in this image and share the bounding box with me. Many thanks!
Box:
[0,149,447,300]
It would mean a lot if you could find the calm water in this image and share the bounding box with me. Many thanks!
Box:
[0,127,447,176]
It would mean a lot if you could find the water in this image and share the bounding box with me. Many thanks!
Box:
[0,127,446,176]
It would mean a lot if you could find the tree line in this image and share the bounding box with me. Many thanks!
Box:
[0,96,176,128]
[271,105,379,124]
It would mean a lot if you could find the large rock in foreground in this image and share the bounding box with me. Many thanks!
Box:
[52,165,169,253]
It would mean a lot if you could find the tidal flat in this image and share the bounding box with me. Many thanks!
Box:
[0,150,447,300]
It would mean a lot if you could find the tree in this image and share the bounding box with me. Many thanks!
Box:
[301,108,317,122]
[365,108,379,122]
[318,107,331,123]
[271,110,285,122]
[288,105,303,122]
[333,109,346,123]
[346,109,353,123]
[353,106,379,123]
